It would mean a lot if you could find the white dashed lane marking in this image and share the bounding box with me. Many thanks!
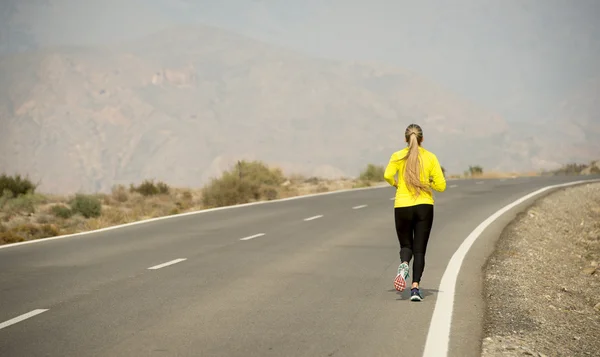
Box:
[449,184,458,188]
[148,258,187,270]
[352,205,367,209]
[0,309,49,331]
[240,233,265,241]
[303,215,323,221]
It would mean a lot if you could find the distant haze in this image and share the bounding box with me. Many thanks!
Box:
[1,1,599,194]
[11,0,600,122]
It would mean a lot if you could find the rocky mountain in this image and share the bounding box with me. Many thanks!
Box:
[0,25,594,194]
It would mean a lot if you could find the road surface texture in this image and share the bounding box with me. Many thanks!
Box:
[1,175,599,357]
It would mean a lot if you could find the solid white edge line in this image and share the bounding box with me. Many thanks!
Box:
[352,204,367,209]
[0,183,390,251]
[421,178,600,357]
[0,309,49,330]
[240,233,265,241]
[147,258,187,270]
[303,215,323,221]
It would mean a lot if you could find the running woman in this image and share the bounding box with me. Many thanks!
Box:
[383,124,446,301]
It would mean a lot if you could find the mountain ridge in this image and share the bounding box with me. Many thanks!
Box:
[0,24,595,194]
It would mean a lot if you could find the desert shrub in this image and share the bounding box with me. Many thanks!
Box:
[287,174,306,184]
[0,190,13,208]
[304,176,321,185]
[353,180,372,188]
[201,160,286,208]
[111,184,129,203]
[0,230,24,244]
[181,190,193,201]
[36,214,51,224]
[261,186,279,200]
[70,194,102,218]
[9,223,60,241]
[155,181,170,194]
[1,193,41,216]
[0,173,38,197]
[50,204,73,219]
[315,183,329,193]
[101,207,129,225]
[201,172,256,207]
[175,190,195,210]
[468,165,484,176]
[359,164,385,182]
[130,179,170,196]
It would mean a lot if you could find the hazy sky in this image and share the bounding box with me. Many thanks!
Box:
[6,0,600,123]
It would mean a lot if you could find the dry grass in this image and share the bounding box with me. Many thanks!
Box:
[0,173,371,245]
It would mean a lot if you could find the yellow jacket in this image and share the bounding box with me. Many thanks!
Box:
[383,146,446,207]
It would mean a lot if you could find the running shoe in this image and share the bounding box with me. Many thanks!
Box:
[393,262,410,291]
[410,287,423,302]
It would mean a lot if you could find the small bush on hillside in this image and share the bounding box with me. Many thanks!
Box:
[130,179,170,196]
[0,230,24,244]
[70,194,102,218]
[0,193,43,216]
[50,204,73,219]
[111,184,129,202]
[10,223,60,240]
[0,190,14,210]
[353,180,372,188]
[316,183,329,193]
[181,190,193,201]
[201,160,286,208]
[0,174,38,197]
[359,164,385,182]
[304,177,321,185]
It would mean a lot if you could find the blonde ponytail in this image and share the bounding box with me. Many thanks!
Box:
[400,124,430,197]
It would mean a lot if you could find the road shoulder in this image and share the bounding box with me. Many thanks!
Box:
[481,182,600,356]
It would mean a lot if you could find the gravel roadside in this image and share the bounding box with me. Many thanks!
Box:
[481,182,600,357]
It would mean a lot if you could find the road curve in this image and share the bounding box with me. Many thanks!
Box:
[1,175,599,357]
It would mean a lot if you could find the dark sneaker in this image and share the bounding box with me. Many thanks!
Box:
[410,288,423,302]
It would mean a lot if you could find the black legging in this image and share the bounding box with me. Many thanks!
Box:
[394,204,434,284]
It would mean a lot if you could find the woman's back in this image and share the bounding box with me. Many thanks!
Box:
[384,145,446,207]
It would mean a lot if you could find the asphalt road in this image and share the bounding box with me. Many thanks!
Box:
[1,175,599,357]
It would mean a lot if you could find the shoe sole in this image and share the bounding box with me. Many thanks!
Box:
[394,263,409,292]
[410,295,422,302]
[393,273,406,291]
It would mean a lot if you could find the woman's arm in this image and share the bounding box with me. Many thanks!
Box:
[429,154,447,192]
[384,154,399,187]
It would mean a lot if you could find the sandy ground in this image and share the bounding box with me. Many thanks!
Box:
[481,182,600,357]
